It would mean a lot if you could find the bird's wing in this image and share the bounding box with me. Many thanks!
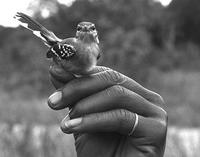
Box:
[46,43,76,59]
[14,12,61,46]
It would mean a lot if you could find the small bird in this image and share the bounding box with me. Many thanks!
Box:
[14,12,100,75]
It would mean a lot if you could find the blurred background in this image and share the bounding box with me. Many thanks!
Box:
[0,0,200,156]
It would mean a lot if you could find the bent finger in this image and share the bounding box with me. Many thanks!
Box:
[61,109,136,135]
[69,85,166,120]
[50,65,109,83]
[61,109,167,140]
[48,69,164,110]
[49,64,75,83]
[49,66,109,90]
[50,75,65,89]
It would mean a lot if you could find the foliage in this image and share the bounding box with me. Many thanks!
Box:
[0,0,200,93]
[168,0,200,44]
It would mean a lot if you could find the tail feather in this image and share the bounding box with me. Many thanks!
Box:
[14,12,61,46]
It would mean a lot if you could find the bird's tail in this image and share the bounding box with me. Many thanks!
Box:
[14,12,61,47]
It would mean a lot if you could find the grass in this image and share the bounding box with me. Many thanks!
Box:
[0,89,69,125]
[0,123,76,157]
[0,123,199,157]
[165,127,200,157]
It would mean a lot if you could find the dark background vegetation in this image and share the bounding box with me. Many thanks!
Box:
[0,0,200,127]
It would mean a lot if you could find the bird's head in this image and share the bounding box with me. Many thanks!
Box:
[76,22,99,44]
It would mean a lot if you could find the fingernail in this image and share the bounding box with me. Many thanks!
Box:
[65,117,82,128]
[48,91,62,107]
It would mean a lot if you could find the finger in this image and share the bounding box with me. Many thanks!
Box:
[91,68,163,106]
[88,66,111,74]
[49,64,75,83]
[123,77,164,107]
[49,66,108,89]
[48,70,116,110]
[48,66,110,108]
[61,109,167,140]
[69,85,166,119]
[50,65,109,82]
[61,109,136,135]
[48,69,164,110]
[50,75,65,89]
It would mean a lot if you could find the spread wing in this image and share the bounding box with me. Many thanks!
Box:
[14,12,61,46]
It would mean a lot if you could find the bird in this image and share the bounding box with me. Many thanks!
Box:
[14,12,101,75]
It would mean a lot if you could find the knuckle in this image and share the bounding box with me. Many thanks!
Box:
[151,92,165,106]
[106,85,126,97]
[154,118,168,140]
[97,70,125,84]
[113,85,125,94]
[162,110,168,124]
[157,113,168,130]
[116,109,132,122]
[115,109,133,132]
[93,113,102,122]
[116,109,127,121]
[150,112,168,141]
[105,70,125,84]
[101,66,111,71]
[96,66,111,72]
[158,95,165,106]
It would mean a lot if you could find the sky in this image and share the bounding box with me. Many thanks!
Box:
[154,0,172,6]
[0,0,172,27]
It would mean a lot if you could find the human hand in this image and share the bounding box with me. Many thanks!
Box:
[48,65,167,157]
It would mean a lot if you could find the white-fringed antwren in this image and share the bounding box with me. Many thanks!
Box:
[14,12,100,75]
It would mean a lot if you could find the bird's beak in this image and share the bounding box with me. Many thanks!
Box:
[82,26,89,32]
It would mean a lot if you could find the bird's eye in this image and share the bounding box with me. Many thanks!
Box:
[90,26,96,31]
[77,26,82,31]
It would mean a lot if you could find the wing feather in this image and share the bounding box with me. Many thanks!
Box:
[14,12,61,46]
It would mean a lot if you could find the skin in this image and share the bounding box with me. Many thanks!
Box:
[48,65,168,157]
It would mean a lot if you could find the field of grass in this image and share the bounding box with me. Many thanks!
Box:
[0,70,200,156]
[0,123,76,157]
[165,127,200,157]
[0,89,68,125]
[0,123,199,157]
